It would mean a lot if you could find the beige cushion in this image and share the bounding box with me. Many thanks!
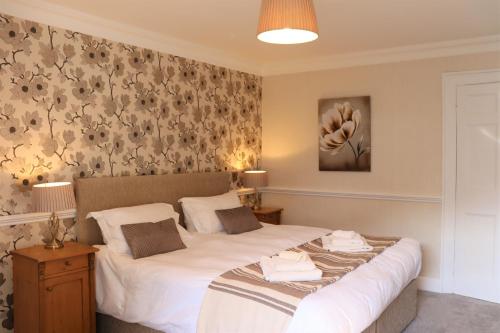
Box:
[120,218,186,259]
[215,206,262,234]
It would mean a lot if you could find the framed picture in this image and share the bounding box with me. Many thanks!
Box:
[318,96,371,171]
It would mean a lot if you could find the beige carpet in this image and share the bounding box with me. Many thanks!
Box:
[404,291,500,333]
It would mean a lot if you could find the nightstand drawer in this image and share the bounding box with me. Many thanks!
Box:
[255,212,280,224]
[45,255,88,276]
[252,207,283,225]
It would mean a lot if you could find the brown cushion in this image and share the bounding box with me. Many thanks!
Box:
[120,218,186,259]
[215,206,262,234]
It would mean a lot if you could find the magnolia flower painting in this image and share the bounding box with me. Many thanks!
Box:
[318,96,371,171]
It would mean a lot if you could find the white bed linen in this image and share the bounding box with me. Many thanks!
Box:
[95,224,421,333]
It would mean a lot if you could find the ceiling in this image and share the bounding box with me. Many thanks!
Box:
[2,0,500,74]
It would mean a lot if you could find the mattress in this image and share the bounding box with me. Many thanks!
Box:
[94,224,421,333]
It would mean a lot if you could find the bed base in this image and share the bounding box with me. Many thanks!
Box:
[97,314,162,333]
[362,279,417,333]
[96,279,417,333]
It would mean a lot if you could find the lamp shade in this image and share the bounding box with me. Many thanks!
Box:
[31,182,76,213]
[257,0,318,44]
[243,170,268,188]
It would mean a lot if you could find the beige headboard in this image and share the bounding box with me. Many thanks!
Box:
[75,172,231,245]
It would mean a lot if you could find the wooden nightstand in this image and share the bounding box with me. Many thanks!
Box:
[252,207,283,225]
[13,242,99,333]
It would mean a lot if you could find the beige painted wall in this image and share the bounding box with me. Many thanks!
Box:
[261,52,500,280]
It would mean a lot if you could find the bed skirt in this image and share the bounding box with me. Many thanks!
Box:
[96,279,417,333]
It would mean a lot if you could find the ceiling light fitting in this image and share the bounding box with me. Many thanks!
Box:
[257,0,319,44]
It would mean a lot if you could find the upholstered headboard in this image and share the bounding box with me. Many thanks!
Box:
[75,172,231,245]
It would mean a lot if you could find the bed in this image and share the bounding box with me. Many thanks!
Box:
[75,172,420,333]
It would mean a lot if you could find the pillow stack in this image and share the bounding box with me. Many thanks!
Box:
[89,191,266,259]
[180,191,263,235]
[87,203,191,257]
[179,190,243,233]
[215,206,262,234]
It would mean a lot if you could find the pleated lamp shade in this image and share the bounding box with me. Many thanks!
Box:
[257,0,319,44]
[243,170,269,188]
[32,182,76,213]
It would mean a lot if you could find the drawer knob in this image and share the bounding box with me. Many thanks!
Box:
[46,287,53,292]
[64,260,72,266]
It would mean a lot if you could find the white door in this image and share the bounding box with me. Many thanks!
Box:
[454,82,500,303]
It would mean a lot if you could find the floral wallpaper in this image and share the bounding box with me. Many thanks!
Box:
[0,13,262,330]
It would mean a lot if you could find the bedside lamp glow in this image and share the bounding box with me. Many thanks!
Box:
[243,170,268,210]
[32,182,76,249]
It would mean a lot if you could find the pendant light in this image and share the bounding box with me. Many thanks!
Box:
[257,0,319,44]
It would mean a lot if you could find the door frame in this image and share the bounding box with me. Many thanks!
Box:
[441,68,500,293]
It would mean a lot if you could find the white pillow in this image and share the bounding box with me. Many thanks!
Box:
[179,190,242,233]
[86,203,192,255]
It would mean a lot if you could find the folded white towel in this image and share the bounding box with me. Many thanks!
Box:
[324,245,374,253]
[261,256,316,273]
[260,257,322,282]
[329,238,365,247]
[321,234,373,253]
[278,250,309,262]
[331,230,360,239]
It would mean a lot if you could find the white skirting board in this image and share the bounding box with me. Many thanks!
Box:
[417,276,442,293]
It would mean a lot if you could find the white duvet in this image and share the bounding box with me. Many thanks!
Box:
[95,224,421,333]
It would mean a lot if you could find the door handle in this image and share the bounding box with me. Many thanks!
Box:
[46,287,53,292]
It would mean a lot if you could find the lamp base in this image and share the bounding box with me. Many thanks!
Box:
[44,212,64,249]
[45,238,64,250]
[253,191,262,210]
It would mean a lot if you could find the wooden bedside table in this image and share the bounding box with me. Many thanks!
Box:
[13,242,99,333]
[252,207,283,225]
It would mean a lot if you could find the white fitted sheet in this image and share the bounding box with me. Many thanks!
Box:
[95,224,421,333]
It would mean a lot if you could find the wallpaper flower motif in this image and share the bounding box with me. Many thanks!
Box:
[0,13,262,331]
[0,13,262,213]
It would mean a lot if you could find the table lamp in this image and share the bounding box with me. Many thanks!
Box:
[243,170,268,210]
[32,182,76,249]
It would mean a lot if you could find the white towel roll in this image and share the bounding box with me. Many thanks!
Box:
[321,235,374,253]
[324,245,374,253]
[329,238,365,247]
[270,257,316,272]
[260,256,321,282]
[278,250,309,262]
[331,230,360,239]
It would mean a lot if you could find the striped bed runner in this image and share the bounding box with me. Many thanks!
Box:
[198,235,400,333]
